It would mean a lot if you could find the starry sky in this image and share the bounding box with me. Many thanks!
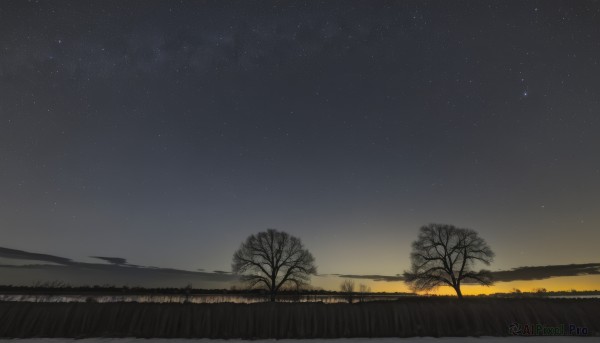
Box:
[1,1,599,292]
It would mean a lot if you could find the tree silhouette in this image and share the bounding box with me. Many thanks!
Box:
[403,223,494,299]
[232,229,317,302]
[340,279,355,303]
[358,283,371,302]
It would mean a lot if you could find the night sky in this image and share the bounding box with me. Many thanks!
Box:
[1,1,599,292]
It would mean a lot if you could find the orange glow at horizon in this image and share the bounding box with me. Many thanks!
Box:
[315,274,600,294]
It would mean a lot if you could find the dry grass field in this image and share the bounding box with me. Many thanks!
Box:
[0,298,598,338]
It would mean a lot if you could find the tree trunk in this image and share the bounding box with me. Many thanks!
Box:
[454,285,463,299]
[270,277,276,302]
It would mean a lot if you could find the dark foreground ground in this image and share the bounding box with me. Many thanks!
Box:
[0,338,596,343]
[0,298,598,338]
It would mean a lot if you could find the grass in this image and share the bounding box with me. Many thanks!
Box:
[0,298,598,338]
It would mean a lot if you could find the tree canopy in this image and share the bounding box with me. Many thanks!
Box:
[232,229,317,301]
[404,223,494,298]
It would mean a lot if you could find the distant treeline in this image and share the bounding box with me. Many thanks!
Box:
[490,289,600,297]
[0,283,598,298]
[0,298,598,338]
[0,283,413,296]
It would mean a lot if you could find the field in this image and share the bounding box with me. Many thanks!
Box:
[0,298,598,338]
[0,338,596,343]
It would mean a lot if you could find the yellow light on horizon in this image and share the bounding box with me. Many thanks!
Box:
[314,274,600,295]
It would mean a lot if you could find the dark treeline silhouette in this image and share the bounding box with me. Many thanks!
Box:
[0,283,415,298]
[2,283,598,299]
[0,298,598,338]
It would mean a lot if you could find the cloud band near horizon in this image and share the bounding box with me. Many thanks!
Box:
[337,263,600,284]
[1,246,599,288]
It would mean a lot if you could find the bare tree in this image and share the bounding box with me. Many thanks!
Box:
[232,229,317,302]
[340,279,355,303]
[403,223,494,299]
[358,283,371,302]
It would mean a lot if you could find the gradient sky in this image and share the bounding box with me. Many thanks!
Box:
[1,1,599,292]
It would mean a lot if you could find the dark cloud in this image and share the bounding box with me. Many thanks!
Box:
[0,247,236,288]
[338,274,405,282]
[337,263,600,284]
[91,256,128,265]
[0,247,73,265]
[486,263,600,283]
[213,270,231,274]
